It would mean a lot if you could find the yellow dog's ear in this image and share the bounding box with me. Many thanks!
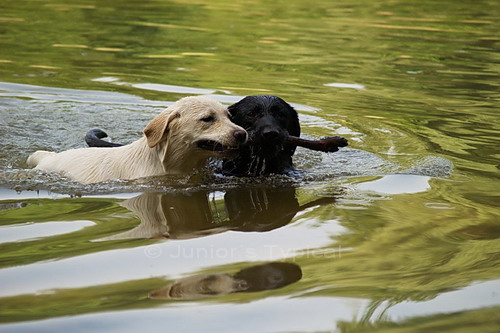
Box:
[144,111,180,148]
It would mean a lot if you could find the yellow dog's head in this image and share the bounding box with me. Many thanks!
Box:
[144,96,247,158]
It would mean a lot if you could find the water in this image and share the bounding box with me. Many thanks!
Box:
[1,0,499,332]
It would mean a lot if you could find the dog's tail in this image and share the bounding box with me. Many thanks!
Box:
[27,151,55,167]
[85,129,123,148]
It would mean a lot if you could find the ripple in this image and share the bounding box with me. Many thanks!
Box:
[356,175,431,195]
[398,156,454,178]
[0,81,170,106]
[425,202,455,210]
[132,83,216,95]
[324,82,366,90]
[0,220,95,243]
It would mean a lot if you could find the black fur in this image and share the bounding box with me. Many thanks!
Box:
[222,95,300,176]
[84,95,301,176]
[85,129,122,148]
[233,262,302,292]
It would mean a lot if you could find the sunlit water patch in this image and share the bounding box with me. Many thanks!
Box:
[355,175,431,195]
[0,220,95,243]
[324,82,366,90]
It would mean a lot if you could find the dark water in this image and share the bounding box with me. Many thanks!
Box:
[0,0,499,332]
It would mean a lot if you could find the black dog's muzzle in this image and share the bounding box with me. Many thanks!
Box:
[253,115,287,146]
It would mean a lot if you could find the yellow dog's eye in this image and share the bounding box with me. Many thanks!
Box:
[201,115,215,123]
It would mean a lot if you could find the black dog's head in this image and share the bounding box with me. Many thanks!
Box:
[229,95,300,150]
[233,262,302,292]
[223,95,300,176]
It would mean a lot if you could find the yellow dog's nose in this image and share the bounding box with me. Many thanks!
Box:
[233,129,247,144]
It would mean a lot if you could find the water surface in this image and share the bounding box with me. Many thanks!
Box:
[0,0,499,332]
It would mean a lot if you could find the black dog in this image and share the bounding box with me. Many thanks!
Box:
[85,95,301,176]
[222,95,300,176]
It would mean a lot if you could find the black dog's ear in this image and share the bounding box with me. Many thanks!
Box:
[227,98,245,118]
[284,102,301,138]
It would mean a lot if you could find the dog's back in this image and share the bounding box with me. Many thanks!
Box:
[27,140,166,184]
[27,150,57,168]
[27,147,123,183]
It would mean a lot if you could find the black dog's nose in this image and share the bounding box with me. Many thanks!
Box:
[233,129,247,143]
[262,129,280,140]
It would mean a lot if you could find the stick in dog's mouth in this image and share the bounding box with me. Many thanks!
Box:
[286,135,348,152]
[197,140,240,154]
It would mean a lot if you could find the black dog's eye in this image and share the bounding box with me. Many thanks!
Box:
[273,111,288,123]
[248,108,260,118]
[200,115,215,123]
[275,112,286,120]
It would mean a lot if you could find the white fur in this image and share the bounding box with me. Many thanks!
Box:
[27,96,246,184]
[97,192,228,241]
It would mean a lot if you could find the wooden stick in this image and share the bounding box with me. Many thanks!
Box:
[286,135,348,152]
[86,128,348,153]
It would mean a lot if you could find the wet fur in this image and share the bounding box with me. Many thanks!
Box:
[83,95,301,176]
[27,96,246,183]
[221,95,300,176]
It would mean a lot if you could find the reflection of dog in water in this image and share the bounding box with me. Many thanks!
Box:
[99,187,336,241]
[149,261,302,300]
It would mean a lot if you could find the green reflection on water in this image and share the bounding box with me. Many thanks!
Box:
[0,0,499,331]
[0,197,148,267]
